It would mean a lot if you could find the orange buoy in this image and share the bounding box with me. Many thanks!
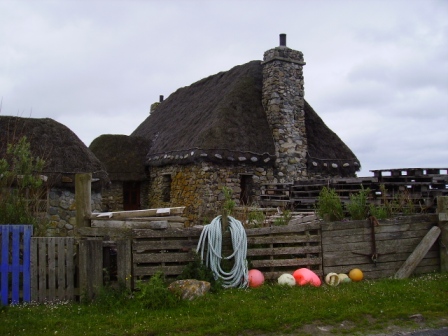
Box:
[349,268,364,282]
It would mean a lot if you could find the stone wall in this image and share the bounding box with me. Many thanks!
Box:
[262,43,308,183]
[101,181,124,211]
[47,187,102,237]
[148,162,275,226]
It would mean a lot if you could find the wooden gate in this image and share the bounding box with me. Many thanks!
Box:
[31,237,77,303]
[0,225,33,305]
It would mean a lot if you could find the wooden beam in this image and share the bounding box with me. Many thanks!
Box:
[90,207,185,220]
[438,196,448,272]
[394,226,441,279]
[78,239,103,301]
[75,173,92,231]
[116,240,133,290]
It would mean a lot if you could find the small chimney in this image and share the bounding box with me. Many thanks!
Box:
[279,33,286,47]
[159,95,164,102]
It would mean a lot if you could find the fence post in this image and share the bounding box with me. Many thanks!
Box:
[75,173,92,232]
[78,239,103,301]
[116,239,133,290]
[438,196,448,272]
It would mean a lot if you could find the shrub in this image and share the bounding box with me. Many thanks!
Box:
[316,187,344,221]
[368,203,389,219]
[347,186,371,220]
[273,209,292,226]
[134,272,179,310]
[0,136,48,234]
[178,252,222,292]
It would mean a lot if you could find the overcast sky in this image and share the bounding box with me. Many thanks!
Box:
[1,0,447,177]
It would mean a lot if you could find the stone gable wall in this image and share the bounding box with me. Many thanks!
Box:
[148,162,274,226]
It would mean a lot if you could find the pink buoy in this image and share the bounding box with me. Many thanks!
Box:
[248,269,264,288]
[293,268,321,287]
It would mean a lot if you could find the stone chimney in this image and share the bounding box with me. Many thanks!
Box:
[150,95,164,114]
[262,34,308,183]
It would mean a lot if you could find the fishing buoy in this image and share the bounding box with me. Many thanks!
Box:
[248,269,264,288]
[325,272,340,286]
[349,268,364,282]
[278,273,296,286]
[293,268,321,287]
[338,273,351,283]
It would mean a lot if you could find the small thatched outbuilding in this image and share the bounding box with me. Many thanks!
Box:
[89,134,151,211]
[0,116,109,235]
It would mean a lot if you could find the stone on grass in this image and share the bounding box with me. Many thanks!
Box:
[168,279,211,301]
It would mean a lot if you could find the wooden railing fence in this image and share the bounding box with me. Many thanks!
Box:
[31,237,76,303]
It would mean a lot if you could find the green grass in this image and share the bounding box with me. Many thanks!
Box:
[1,273,448,336]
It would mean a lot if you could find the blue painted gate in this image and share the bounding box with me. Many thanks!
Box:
[0,225,33,305]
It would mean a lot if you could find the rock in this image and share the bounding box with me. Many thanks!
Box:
[409,313,424,323]
[168,279,211,300]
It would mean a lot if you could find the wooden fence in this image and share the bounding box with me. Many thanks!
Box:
[322,214,440,279]
[2,172,443,304]
[131,214,321,282]
[31,237,76,302]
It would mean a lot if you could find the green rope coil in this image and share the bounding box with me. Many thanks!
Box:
[196,215,248,288]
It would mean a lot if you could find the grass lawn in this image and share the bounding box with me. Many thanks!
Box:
[1,272,447,336]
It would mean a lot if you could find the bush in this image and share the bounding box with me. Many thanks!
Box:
[134,272,179,310]
[178,252,222,292]
[0,136,48,234]
[347,186,371,220]
[316,187,344,221]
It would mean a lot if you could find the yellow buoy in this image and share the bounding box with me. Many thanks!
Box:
[349,268,364,282]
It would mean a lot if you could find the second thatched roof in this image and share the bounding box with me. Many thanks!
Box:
[0,116,109,188]
[89,134,150,181]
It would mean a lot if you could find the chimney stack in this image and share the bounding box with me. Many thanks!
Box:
[159,95,164,102]
[279,33,286,47]
[262,34,307,183]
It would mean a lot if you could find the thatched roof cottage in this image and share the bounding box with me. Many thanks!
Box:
[0,116,109,235]
[89,134,150,211]
[127,34,360,225]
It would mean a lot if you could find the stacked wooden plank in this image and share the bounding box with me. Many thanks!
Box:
[78,207,188,240]
[260,168,448,213]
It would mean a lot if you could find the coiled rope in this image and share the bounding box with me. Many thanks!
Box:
[196,215,248,288]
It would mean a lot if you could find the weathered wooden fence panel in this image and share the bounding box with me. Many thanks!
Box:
[0,225,33,305]
[322,214,440,279]
[31,237,76,303]
[132,217,322,281]
[132,228,202,279]
[246,220,322,280]
[78,239,103,301]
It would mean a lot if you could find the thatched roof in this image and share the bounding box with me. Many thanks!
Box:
[132,60,360,175]
[304,100,360,175]
[132,61,276,165]
[89,134,150,181]
[0,116,109,188]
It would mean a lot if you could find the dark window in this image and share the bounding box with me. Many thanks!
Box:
[123,181,141,210]
[240,175,253,205]
[162,174,172,202]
